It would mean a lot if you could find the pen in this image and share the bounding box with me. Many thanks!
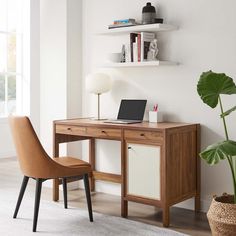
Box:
[153,104,158,112]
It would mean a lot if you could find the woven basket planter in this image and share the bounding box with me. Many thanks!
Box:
[207,195,236,236]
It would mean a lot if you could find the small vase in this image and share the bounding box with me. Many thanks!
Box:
[207,194,236,236]
[142,2,156,25]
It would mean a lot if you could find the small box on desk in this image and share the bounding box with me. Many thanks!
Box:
[149,111,163,123]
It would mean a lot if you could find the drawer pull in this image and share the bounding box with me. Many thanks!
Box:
[101,130,106,133]
[67,127,71,131]
[128,146,132,150]
[140,133,145,136]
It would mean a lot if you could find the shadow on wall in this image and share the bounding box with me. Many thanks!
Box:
[110,79,147,102]
[200,125,226,150]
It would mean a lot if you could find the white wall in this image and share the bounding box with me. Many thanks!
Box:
[0,0,40,158]
[40,0,67,155]
[82,0,236,211]
[29,0,40,135]
[40,0,82,158]
[67,0,83,157]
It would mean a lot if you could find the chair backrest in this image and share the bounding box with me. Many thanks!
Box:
[9,116,55,178]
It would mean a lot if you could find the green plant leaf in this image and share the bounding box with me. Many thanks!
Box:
[197,71,236,108]
[221,106,236,118]
[200,140,236,165]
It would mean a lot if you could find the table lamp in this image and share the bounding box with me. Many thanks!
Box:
[86,72,112,120]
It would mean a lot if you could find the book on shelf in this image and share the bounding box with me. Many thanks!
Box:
[133,41,138,62]
[113,18,135,24]
[128,32,156,63]
[137,34,141,62]
[130,33,138,62]
[141,32,155,61]
[108,22,137,29]
[108,18,137,29]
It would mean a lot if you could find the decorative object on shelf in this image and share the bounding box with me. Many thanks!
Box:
[142,2,156,24]
[121,44,126,62]
[147,38,159,61]
[154,18,164,24]
[86,73,112,120]
[107,52,122,63]
[197,70,236,235]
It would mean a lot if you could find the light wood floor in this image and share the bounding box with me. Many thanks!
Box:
[0,157,211,236]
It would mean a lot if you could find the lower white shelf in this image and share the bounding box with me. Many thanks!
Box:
[103,61,178,68]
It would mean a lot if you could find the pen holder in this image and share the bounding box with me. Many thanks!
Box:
[149,111,162,123]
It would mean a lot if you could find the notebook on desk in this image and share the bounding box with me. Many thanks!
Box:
[104,99,147,124]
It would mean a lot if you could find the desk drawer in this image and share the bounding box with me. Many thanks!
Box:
[86,127,121,139]
[124,130,163,142]
[56,125,86,136]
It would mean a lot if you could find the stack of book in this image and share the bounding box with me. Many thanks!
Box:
[124,32,156,62]
[108,19,137,29]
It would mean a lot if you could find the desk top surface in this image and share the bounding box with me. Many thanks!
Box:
[54,118,198,131]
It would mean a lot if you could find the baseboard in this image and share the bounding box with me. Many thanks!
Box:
[175,198,210,213]
[200,199,211,212]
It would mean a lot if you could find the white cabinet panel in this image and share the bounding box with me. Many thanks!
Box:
[127,143,161,200]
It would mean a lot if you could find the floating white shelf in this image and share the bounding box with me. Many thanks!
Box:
[103,61,178,68]
[97,23,178,36]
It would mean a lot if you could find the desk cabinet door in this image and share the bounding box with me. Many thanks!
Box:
[127,143,161,200]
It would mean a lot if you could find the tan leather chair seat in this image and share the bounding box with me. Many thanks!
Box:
[53,157,90,167]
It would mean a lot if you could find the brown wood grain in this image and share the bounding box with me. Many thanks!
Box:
[125,195,161,207]
[56,124,86,136]
[53,122,59,201]
[121,138,128,217]
[52,118,200,227]
[89,138,96,191]
[86,127,122,140]
[93,171,122,183]
[124,129,163,142]
[195,124,201,212]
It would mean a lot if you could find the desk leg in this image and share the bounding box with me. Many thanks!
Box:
[121,140,128,217]
[195,194,201,212]
[53,131,60,201]
[53,179,59,201]
[89,138,95,192]
[163,206,170,227]
[195,158,201,212]
[195,124,201,212]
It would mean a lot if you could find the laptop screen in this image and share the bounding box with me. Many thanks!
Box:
[117,99,147,120]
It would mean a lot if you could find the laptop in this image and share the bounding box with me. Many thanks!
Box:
[105,99,147,124]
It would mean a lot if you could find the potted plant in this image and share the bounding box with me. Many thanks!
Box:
[197,71,236,235]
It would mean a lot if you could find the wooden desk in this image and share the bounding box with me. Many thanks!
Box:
[53,118,200,227]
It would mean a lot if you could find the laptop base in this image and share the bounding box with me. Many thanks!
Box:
[104,119,142,124]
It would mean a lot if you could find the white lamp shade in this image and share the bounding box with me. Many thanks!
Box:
[86,73,112,94]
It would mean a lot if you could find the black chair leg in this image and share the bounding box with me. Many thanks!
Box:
[13,176,29,218]
[83,173,93,222]
[33,179,42,232]
[62,178,68,209]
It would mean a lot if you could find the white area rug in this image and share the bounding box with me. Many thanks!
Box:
[0,189,188,236]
